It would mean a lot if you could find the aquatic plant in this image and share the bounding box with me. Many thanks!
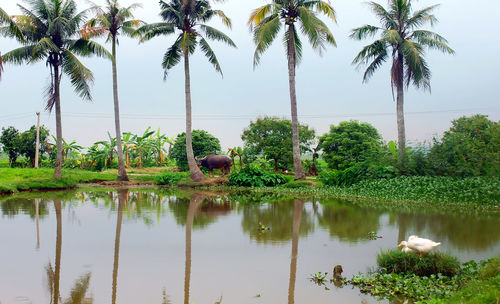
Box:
[228,167,288,187]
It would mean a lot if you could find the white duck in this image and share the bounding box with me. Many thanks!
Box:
[397,241,417,253]
[406,235,441,257]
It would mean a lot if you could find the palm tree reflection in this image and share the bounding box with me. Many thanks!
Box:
[288,199,305,304]
[112,189,127,304]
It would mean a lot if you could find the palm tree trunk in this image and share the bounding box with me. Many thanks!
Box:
[53,65,63,179]
[184,50,205,182]
[288,199,304,304]
[112,37,129,181]
[395,55,406,167]
[287,25,305,180]
[112,190,126,304]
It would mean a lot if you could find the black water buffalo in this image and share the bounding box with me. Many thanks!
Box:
[196,154,233,176]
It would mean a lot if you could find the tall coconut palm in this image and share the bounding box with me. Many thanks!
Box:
[249,0,337,180]
[83,0,144,181]
[136,0,236,182]
[350,0,454,165]
[0,0,111,178]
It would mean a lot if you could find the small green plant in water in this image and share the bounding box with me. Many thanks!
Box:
[367,231,381,240]
[258,222,270,232]
[310,272,328,286]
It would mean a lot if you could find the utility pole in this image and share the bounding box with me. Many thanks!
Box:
[35,112,40,169]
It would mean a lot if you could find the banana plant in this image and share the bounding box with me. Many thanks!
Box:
[151,128,169,166]
[51,136,83,161]
[95,132,117,168]
[131,128,155,169]
[122,132,135,168]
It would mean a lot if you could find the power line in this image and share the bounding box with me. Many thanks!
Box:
[0,107,499,123]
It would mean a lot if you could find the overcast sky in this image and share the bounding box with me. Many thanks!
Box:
[0,0,499,150]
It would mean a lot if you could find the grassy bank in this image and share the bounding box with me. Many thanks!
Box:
[0,168,116,195]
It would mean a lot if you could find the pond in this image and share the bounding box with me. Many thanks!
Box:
[0,188,499,304]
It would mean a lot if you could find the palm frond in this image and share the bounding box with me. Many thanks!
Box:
[297,6,336,53]
[410,30,454,54]
[350,24,380,40]
[212,9,232,28]
[199,37,222,75]
[198,24,236,47]
[61,49,94,101]
[1,44,42,65]
[0,8,24,41]
[248,3,278,28]
[161,36,182,79]
[400,39,431,91]
[352,39,387,66]
[363,52,387,82]
[406,4,439,29]
[366,1,397,30]
[252,14,281,67]
[67,39,112,59]
[135,22,175,42]
[303,0,337,23]
[381,29,402,45]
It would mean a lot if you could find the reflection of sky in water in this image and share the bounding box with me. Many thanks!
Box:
[0,190,498,304]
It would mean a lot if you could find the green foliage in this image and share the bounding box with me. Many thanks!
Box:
[319,163,396,186]
[377,250,460,277]
[171,130,221,171]
[282,180,312,188]
[154,171,189,185]
[429,115,500,177]
[348,257,499,303]
[320,121,384,170]
[242,117,316,171]
[228,167,288,187]
[0,125,50,167]
[0,126,20,165]
[328,176,500,205]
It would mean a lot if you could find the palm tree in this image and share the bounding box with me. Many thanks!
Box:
[0,0,110,178]
[249,0,336,180]
[350,0,454,165]
[137,0,236,182]
[83,0,144,181]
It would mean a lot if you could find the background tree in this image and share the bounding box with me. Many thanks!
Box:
[19,125,50,167]
[351,0,454,166]
[171,130,221,171]
[137,0,236,182]
[249,0,337,180]
[429,115,500,177]
[319,120,383,170]
[0,0,111,178]
[242,117,315,171]
[83,0,144,181]
[0,126,21,167]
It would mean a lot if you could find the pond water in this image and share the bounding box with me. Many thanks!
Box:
[0,188,499,304]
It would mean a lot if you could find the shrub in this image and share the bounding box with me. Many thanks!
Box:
[319,163,396,186]
[228,167,288,187]
[377,250,460,277]
[170,130,221,171]
[282,180,312,188]
[154,171,189,185]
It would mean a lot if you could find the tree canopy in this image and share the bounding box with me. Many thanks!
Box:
[242,117,315,171]
[171,130,221,171]
[319,120,383,170]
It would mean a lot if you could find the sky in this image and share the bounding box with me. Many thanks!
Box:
[0,0,499,150]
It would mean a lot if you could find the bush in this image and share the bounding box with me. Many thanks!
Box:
[154,171,189,185]
[170,130,221,171]
[282,180,313,188]
[318,163,396,186]
[377,250,460,277]
[228,167,288,187]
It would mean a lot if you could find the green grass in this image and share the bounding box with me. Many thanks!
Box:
[377,250,460,277]
[0,168,116,194]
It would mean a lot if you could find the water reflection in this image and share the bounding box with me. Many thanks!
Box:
[1,189,499,304]
[317,199,382,243]
[288,199,305,304]
[240,200,314,244]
